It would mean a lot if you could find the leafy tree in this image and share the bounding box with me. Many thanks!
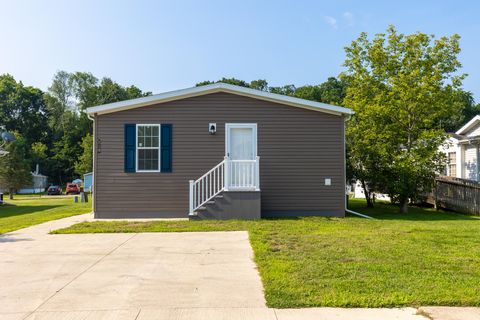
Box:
[249,79,269,91]
[196,77,347,106]
[456,91,480,128]
[45,71,150,184]
[75,133,93,175]
[0,74,49,145]
[317,77,347,106]
[196,77,250,88]
[0,135,32,199]
[293,78,347,106]
[268,84,296,96]
[343,26,465,213]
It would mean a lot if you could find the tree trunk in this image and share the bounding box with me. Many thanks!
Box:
[8,188,14,200]
[399,197,409,213]
[360,180,374,208]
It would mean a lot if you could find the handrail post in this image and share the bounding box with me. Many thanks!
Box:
[224,156,230,191]
[255,156,260,191]
[189,180,194,214]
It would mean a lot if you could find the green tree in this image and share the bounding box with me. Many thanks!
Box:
[0,135,32,199]
[196,77,347,105]
[343,26,464,213]
[44,71,151,183]
[317,77,347,106]
[0,74,49,145]
[456,91,480,128]
[249,79,269,91]
[75,133,93,175]
[196,77,251,88]
[293,78,347,105]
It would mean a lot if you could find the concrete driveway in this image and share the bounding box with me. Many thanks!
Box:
[0,214,266,319]
[1,214,476,320]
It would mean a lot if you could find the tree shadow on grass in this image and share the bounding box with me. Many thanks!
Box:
[348,203,480,221]
[0,205,63,219]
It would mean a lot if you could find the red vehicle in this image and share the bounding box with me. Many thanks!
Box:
[66,183,80,195]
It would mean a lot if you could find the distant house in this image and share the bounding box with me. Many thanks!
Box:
[86,83,354,219]
[440,115,480,181]
[83,172,93,192]
[0,165,48,194]
[351,180,391,202]
[18,172,48,194]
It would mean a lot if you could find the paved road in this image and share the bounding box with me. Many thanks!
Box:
[0,214,477,320]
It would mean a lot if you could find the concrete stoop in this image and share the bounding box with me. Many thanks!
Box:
[192,191,261,220]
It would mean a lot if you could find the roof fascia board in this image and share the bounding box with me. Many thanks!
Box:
[456,115,480,135]
[87,83,353,116]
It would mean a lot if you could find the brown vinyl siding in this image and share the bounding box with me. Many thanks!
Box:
[94,92,346,218]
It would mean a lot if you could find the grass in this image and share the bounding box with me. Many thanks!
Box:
[0,194,92,234]
[53,199,480,308]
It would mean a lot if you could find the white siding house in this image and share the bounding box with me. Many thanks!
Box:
[440,115,480,182]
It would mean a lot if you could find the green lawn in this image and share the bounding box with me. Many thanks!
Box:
[53,199,480,308]
[0,194,92,234]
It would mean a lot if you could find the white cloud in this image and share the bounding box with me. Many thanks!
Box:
[323,16,338,29]
[343,11,355,27]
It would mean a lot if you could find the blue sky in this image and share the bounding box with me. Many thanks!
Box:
[1,0,479,100]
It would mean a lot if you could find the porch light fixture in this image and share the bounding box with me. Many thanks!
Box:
[209,123,217,134]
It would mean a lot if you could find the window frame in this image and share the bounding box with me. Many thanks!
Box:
[447,152,457,177]
[135,124,161,173]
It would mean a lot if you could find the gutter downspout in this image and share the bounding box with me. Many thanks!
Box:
[343,114,375,220]
[346,208,375,220]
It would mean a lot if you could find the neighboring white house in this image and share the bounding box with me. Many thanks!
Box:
[440,115,480,182]
[0,164,48,194]
[351,180,391,201]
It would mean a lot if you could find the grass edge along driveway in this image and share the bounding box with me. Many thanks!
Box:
[0,195,91,234]
[52,199,480,308]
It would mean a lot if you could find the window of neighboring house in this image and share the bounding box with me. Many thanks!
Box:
[447,152,456,177]
[137,124,160,172]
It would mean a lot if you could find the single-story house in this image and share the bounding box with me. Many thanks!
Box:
[0,165,48,194]
[86,83,353,219]
[440,115,480,182]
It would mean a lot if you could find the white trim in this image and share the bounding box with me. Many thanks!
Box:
[456,115,480,135]
[87,83,354,117]
[225,123,258,160]
[135,124,161,173]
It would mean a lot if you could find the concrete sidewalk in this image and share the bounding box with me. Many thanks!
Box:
[0,214,478,320]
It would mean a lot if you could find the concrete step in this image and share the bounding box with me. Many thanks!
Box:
[206,200,215,204]
[215,195,224,198]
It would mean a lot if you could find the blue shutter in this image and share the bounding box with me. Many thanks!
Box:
[161,124,172,172]
[124,124,136,172]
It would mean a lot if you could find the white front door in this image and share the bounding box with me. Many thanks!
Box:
[225,124,258,189]
[226,124,257,160]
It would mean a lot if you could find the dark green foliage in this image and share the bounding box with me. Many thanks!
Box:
[196,77,347,106]
[0,71,150,185]
[0,135,33,199]
[343,26,465,212]
[0,75,49,146]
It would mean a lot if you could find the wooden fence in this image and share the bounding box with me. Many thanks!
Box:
[433,176,480,215]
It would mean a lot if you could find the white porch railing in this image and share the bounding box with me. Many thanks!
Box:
[189,156,260,214]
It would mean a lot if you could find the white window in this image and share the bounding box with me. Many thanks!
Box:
[136,124,160,172]
[447,152,456,177]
